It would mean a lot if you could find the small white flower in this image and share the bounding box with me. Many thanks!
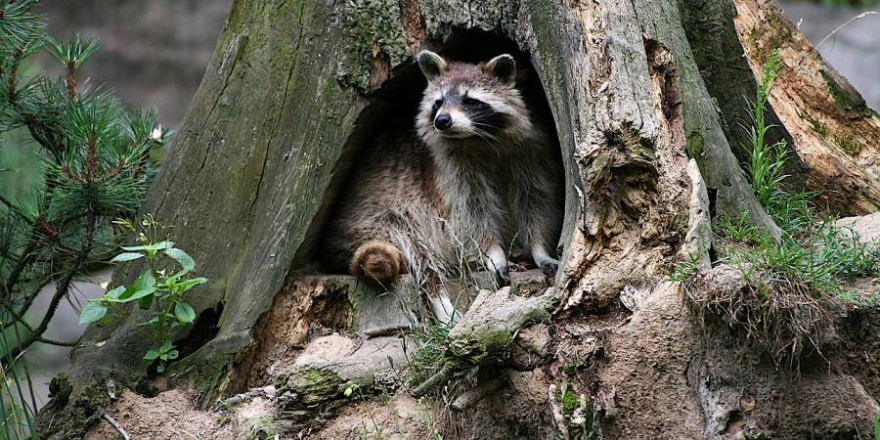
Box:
[150,125,163,141]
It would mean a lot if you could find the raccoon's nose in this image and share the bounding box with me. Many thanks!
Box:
[434,113,452,130]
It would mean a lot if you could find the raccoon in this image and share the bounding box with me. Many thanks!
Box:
[321,123,462,325]
[415,50,564,277]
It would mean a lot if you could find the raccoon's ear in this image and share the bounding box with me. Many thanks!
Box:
[485,54,516,86]
[417,51,447,81]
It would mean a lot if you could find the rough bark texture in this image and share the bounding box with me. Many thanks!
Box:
[39,0,880,439]
[734,0,880,215]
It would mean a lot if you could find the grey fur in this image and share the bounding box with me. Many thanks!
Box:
[416,51,564,276]
[321,126,468,324]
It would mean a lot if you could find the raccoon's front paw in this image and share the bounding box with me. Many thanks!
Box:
[491,260,526,282]
[536,257,560,277]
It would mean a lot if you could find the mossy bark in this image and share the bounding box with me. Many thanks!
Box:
[43,0,880,438]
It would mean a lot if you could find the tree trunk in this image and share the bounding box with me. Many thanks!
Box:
[38,0,880,439]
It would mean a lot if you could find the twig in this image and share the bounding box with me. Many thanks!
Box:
[412,363,457,398]
[816,12,879,49]
[6,201,96,358]
[451,377,503,410]
[213,386,272,410]
[99,408,131,440]
[35,337,79,347]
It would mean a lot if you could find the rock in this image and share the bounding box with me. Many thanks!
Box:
[348,275,421,337]
[510,269,551,297]
[836,212,880,244]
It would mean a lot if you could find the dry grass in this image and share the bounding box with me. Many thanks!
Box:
[684,266,842,369]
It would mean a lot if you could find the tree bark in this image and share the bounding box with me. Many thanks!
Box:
[39,0,880,439]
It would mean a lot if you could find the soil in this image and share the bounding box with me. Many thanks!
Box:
[85,389,235,440]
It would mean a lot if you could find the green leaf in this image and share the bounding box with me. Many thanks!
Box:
[164,248,195,272]
[79,302,108,325]
[167,350,179,360]
[157,363,166,373]
[96,315,112,328]
[125,287,156,302]
[174,301,196,324]
[123,240,175,252]
[159,340,173,353]
[134,271,157,290]
[177,277,208,292]
[139,294,156,310]
[143,350,160,360]
[120,271,157,303]
[109,252,144,263]
[105,285,126,301]
[140,316,161,326]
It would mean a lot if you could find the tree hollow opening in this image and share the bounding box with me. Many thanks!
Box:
[299,29,567,287]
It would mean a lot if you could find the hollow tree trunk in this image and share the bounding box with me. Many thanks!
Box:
[39,0,880,439]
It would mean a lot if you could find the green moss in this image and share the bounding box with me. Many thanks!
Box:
[48,374,73,404]
[338,0,410,92]
[820,69,870,115]
[248,415,279,440]
[805,116,827,137]
[522,306,552,326]
[686,132,705,159]
[834,134,862,155]
[560,388,579,416]
[281,367,345,405]
[36,382,113,439]
[686,131,708,174]
[746,14,792,66]
[806,115,863,156]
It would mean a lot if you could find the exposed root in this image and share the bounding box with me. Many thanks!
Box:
[99,408,132,440]
[410,286,559,396]
[684,265,842,369]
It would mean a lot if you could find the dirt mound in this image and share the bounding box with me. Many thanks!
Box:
[85,389,238,440]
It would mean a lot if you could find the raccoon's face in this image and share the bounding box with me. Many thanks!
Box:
[416,51,531,145]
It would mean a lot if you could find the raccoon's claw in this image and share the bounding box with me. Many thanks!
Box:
[534,255,560,278]
[508,262,529,273]
[492,261,526,283]
[540,261,559,278]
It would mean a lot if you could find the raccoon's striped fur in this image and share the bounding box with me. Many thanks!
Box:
[415,51,564,277]
[321,127,466,324]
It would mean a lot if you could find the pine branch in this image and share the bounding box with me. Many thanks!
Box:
[0,193,29,221]
[2,239,37,301]
[6,201,96,359]
[35,337,79,347]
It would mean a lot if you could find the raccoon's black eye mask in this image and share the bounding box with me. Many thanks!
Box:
[461,97,483,106]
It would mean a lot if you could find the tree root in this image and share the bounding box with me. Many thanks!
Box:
[99,408,131,440]
[412,286,559,396]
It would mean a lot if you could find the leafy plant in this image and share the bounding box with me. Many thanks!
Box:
[1,1,168,436]
[720,47,880,298]
[80,216,205,373]
[1,0,168,358]
[667,255,702,283]
[689,46,880,368]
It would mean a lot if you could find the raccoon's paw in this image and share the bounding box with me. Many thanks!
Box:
[489,260,527,282]
[540,260,559,278]
[535,256,560,278]
[350,240,403,283]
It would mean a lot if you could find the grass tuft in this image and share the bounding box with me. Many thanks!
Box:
[682,48,880,368]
